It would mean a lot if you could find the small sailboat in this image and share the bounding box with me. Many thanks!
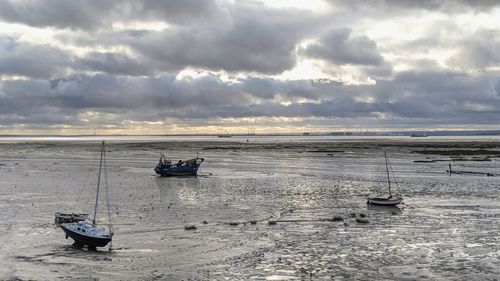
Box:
[367,152,403,206]
[54,212,88,224]
[154,154,204,176]
[60,141,113,248]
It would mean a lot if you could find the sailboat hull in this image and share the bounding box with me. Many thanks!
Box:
[367,196,403,206]
[155,165,200,176]
[60,223,112,247]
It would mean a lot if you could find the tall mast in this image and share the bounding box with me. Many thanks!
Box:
[384,151,392,196]
[93,141,105,226]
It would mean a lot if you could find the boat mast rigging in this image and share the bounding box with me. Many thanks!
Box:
[93,141,105,227]
[384,151,392,197]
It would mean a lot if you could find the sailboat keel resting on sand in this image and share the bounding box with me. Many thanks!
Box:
[59,141,113,248]
[367,151,404,206]
[367,194,403,206]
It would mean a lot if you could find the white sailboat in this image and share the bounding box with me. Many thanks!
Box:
[367,151,403,206]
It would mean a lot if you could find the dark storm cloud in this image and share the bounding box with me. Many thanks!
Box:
[0,0,220,30]
[326,0,500,12]
[126,5,317,74]
[0,37,70,79]
[0,0,120,30]
[0,74,251,113]
[302,28,384,66]
[76,52,156,76]
[137,0,219,24]
[7,1,319,75]
[1,71,499,127]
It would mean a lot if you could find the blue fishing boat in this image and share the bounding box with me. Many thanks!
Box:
[155,155,204,176]
[60,141,113,248]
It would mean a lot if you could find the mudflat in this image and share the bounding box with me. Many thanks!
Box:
[0,138,499,280]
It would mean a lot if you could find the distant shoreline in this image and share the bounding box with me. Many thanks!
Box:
[1,129,500,138]
[1,135,500,144]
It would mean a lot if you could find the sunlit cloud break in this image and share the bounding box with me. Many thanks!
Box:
[1,0,500,134]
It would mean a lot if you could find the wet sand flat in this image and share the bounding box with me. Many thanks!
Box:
[0,138,499,280]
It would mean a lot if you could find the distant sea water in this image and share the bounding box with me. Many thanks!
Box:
[1,134,500,143]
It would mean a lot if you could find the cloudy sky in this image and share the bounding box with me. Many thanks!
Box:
[1,0,500,134]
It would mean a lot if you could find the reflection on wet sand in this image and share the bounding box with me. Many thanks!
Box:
[157,176,201,205]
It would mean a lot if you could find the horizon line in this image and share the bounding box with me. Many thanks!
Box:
[2,128,500,138]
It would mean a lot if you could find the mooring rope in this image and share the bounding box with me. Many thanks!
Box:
[103,144,113,236]
[75,146,99,213]
[102,143,114,251]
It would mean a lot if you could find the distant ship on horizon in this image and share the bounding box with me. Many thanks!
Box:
[411,133,428,137]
